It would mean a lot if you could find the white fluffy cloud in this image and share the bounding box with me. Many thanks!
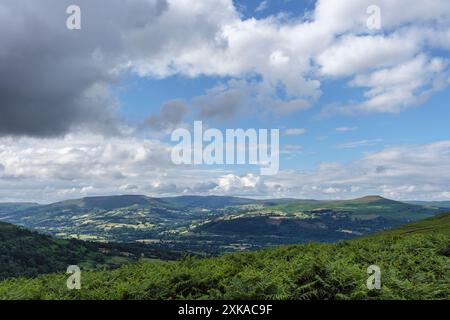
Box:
[346,55,449,113]
[317,33,420,77]
[127,0,450,115]
[0,134,450,202]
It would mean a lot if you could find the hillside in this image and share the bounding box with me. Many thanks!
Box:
[368,212,450,238]
[162,195,258,208]
[406,200,450,209]
[0,202,40,219]
[0,195,445,253]
[1,213,448,300]
[0,221,181,280]
[192,195,446,247]
[0,195,192,242]
[269,195,442,220]
[3,195,172,223]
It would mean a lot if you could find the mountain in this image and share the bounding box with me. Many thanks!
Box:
[162,195,257,208]
[1,212,448,300]
[5,195,169,220]
[405,200,450,209]
[268,195,441,220]
[0,195,187,242]
[0,195,445,253]
[0,202,40,219]
[192,195,445,247]
[0,220,182,280]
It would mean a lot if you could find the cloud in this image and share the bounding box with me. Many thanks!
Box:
[1,0,450,202]
[1,133,449,202]
[317,32,420,77]
[215,174,267,195]
[283,128,307,136]
[193,81,248,120]
[146,99,189,131]
[348,55,449,113]
[140,0,450,117]
[2,0,450,139]
[255,1,269,13]
[0,0,168,137]
[280,145,303,159]
[336,127,359,132]
[213,142,450,201]
[335,139,383,149]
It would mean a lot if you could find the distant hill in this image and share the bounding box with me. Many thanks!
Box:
[162,195,257,208]
[0,195,261,244]
[4,195,170,221]
[61,195,168,210]
[0,202,40,219]
[0,195,445,251]
[2,194,258,223]
[405,200,450,209]
[269,195,441,220]
[194,195,445,244]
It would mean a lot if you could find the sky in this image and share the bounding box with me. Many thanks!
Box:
[0,0,450,203]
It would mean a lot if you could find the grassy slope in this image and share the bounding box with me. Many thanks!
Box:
[406,201,450,209]
[0,203,40,219]
[0,221,182,281]
[270,196,442,220]
[1,213,449,300]
[0,221,138,280]
[367,212,450,237]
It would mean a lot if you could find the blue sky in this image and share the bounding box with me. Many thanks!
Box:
[1,0,450,202]
[234,0,316,19]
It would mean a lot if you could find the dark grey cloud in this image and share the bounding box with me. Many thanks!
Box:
[146,99,189,130]
[193,84,248,120]
[0,0,168,137]
[375,166,388,174]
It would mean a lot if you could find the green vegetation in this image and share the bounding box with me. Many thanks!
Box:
[0,221,181,280]
[1,213,448,300]
[367,212,450,238]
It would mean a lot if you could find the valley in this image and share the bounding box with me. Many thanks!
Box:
[0,195,446,254]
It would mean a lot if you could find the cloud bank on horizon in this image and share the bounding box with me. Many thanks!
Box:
[0,0,450,202]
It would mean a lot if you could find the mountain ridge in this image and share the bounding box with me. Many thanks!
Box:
[0,194,446,253]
